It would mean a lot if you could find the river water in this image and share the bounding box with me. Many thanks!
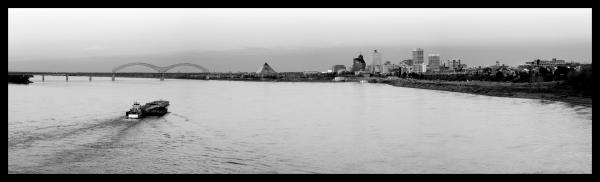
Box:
[8,76,592,173]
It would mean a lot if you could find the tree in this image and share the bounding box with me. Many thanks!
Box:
[553,66,570,81]
[494,71,504,81]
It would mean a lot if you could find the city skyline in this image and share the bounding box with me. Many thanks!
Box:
[7,44,592,73]
[8,8,592,72]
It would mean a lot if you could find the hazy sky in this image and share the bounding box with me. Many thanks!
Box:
[8,8,592,71]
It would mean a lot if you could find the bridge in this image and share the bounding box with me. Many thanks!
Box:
[111,62,209,81]
[8,62,211,82]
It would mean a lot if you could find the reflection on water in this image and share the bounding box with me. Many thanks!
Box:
[8,76,592,173]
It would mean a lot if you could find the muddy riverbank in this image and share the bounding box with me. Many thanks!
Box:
[380,79,592,107]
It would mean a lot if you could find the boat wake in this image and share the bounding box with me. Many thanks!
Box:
[9,116,138,149]
[9,115,155,173]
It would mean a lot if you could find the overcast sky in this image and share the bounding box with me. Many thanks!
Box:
[8,8,592,71]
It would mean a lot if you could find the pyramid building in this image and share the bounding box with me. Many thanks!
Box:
[256,62,277,75]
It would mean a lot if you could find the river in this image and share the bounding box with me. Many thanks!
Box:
[8,76,592,173]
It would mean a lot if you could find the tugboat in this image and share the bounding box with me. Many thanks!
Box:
[126,100,170,119]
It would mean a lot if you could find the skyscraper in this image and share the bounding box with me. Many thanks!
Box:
[428,54,440,72]
[412,48,424,65]
[371,50,382,73]
[428,54,440,66]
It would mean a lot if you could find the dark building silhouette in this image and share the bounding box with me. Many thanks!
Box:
[352,54,366,72]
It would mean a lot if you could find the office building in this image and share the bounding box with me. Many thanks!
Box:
[428,54,441,72]
[412,48,424,65]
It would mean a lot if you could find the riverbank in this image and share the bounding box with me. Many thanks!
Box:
[170,76,591,107]
[181,76,592,107]
[379,79,592,107]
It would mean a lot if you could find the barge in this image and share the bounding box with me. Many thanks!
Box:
[126,100,170,119]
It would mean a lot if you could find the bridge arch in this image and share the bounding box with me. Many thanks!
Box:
[112,62,163,73]
[111,62,210,81]
[163,63,209,73]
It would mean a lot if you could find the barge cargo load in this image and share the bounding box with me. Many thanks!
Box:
[126,100,170,119]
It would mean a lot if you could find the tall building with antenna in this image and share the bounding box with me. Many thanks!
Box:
[371,49,382,73]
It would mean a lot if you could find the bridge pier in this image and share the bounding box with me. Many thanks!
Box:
[112,74,115,81]
[65,74,69,82]
[89,75,92,81]
[160,73,165,81]
[42,74,44,82]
